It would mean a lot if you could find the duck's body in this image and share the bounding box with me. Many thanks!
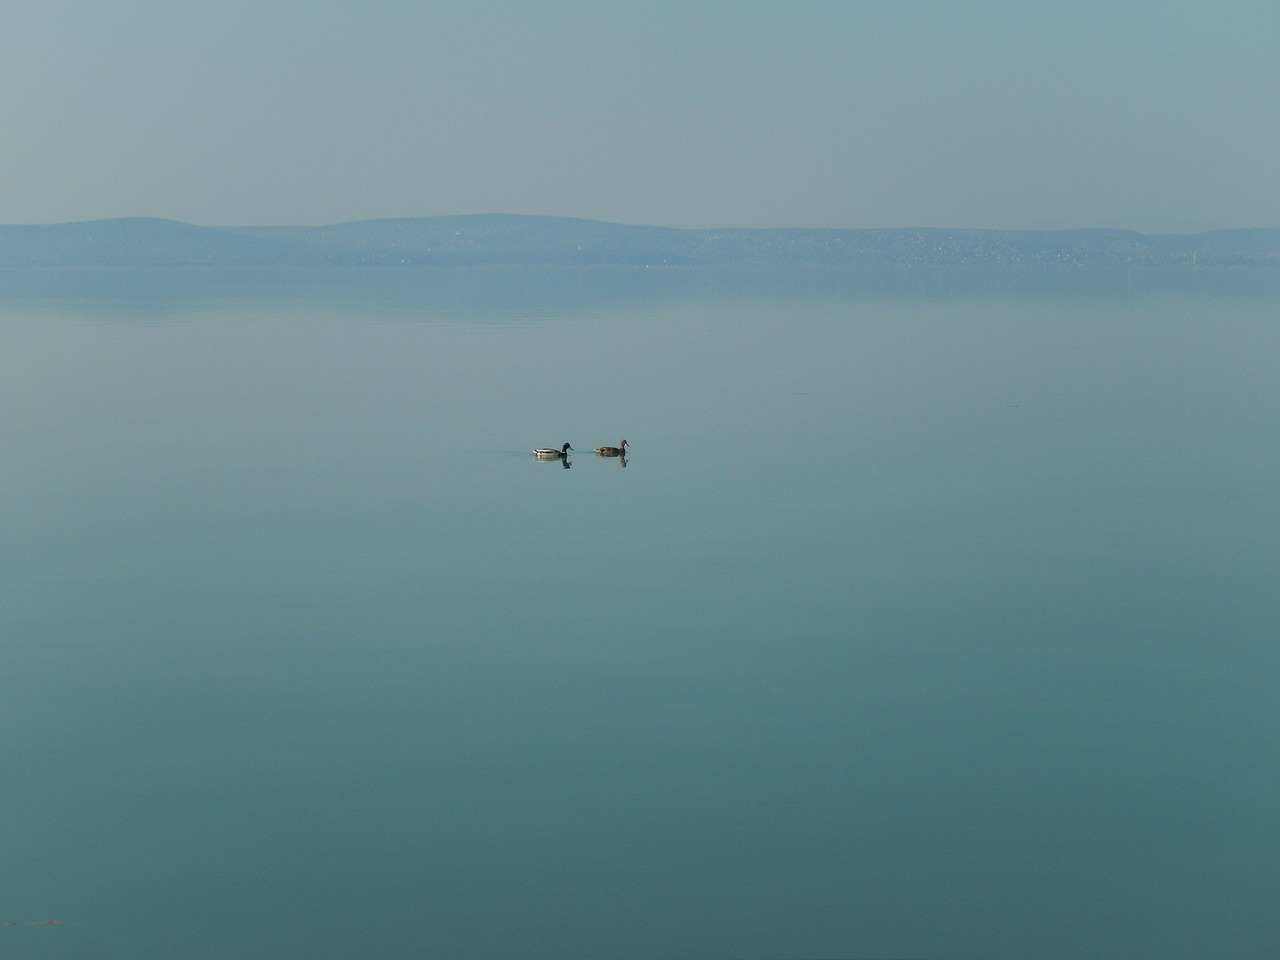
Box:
[534,443,573,459]
[594,439,629,456]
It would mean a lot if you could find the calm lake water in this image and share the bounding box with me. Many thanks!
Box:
[1,266,1277,959]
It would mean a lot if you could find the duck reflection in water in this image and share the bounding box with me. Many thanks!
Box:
[594,439,628,467]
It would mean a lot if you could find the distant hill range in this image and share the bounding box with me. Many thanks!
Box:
[2,215,1279,268]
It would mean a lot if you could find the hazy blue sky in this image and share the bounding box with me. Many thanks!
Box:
[3,1,1277,231]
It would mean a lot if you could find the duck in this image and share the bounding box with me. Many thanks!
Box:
[534,443,573,459]
[594,439,629,456]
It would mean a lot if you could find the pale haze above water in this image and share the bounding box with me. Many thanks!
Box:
[1,266,1277,959]
[5,1,1280,231]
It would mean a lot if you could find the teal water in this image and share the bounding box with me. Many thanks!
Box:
[2,268,1277,959]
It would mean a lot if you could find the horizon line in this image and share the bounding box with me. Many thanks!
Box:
[3,214,1278,237]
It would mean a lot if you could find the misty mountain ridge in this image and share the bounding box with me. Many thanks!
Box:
[2,215,1279,268]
